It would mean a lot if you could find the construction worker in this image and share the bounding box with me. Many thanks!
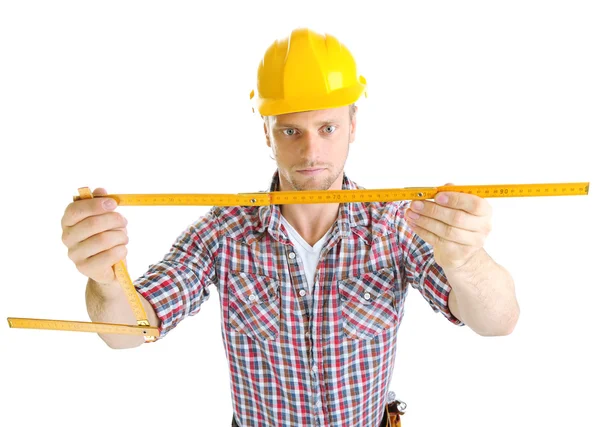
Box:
[60,28,520,426]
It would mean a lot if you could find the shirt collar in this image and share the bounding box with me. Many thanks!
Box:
[252,170,356,245]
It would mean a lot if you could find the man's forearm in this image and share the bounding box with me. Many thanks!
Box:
[85,278,147,349]
[445,248,520,336]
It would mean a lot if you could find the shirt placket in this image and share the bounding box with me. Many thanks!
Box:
[309,232,342,426]
[309,268,326,426]
[284,241,324,425]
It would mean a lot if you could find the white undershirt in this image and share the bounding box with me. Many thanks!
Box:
[280,215,332,295]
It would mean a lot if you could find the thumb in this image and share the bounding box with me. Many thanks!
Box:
[93,187,108,197]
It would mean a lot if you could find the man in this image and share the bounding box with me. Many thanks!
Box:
[61,28,519,427]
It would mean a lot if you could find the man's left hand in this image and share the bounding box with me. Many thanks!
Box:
[405,183,493,271]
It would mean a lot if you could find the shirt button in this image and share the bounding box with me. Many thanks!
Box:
[363,292,371,301]
[299,289,307,297]
[248,294,257,302]
[312,364,318,373]
[305,332,310,338]
[288,252,296,259]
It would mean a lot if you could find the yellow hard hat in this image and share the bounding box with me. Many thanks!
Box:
[250,28,367,116]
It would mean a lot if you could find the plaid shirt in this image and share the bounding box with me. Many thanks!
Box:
[135,170,463,427]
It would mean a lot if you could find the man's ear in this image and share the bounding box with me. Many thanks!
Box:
[263,120,271,148]
[349,106,358,144]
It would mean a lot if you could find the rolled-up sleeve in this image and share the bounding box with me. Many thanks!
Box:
[396,202,464,326]
[134,207,221,340]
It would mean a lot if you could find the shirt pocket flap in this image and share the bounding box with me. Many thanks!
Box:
[338,267,395,303]
[228,271,279,304]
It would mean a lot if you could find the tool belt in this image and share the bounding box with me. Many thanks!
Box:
[381,392,406,427]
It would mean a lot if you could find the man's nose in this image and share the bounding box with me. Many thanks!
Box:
[299,131,321,157]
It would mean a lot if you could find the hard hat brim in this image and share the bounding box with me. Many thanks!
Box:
[256,81,366,116]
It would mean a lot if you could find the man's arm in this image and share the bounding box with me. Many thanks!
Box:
[446,248,519,336]
[86,277,160,349]
[404,186,520,336]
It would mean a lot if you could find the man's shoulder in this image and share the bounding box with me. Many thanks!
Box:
[205,204,265,242]
[345,176,409,227]
[351,199,407,229]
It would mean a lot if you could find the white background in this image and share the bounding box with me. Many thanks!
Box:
[1,1,598,426]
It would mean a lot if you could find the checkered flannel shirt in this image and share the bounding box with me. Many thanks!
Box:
[134,170,463,426]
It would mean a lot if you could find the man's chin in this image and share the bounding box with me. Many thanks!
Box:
[294,179,333,192]
[283,169,336,191]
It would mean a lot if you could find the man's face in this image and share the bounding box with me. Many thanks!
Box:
[264,106,357,192]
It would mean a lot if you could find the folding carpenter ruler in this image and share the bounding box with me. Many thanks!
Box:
[9,188,160,342]
[7,181,590,340]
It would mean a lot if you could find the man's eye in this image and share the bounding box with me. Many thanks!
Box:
[283,129,296,136]
[323,125,337,134]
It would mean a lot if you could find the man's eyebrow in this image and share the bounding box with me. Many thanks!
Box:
[272,123,297,129]
[273,120,339,129]
[315,120,338,126]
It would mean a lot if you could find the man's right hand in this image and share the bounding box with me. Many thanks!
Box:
[61,187,129,286]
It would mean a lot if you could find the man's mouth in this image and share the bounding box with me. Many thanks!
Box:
[297,168,324,175]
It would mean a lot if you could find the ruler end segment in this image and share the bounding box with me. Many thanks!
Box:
[78,187,93,199]
[73,187,93,201]
[6,317,30,328]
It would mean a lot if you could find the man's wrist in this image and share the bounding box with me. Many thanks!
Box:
[441,248,488,277]
[88,277,123,300]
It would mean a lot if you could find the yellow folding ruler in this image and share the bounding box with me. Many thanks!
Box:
[6,181,590,340]
[8,188,160,342]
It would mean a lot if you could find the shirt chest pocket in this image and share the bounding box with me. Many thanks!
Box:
[338,268,398,340]
[227,271,280,341]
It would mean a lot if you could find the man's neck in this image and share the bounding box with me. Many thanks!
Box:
[281,203,340,246]
[278,173,344,246]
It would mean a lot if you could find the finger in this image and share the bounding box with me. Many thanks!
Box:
[406,214,485,246]
[62,191,118,228]
[405,220,440,247]
[77,245,128,283]
[62,212,128,248]
[433,191,491,216]
[93,187,108,197]
[407,201,489,232]
[69,229,129,264]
